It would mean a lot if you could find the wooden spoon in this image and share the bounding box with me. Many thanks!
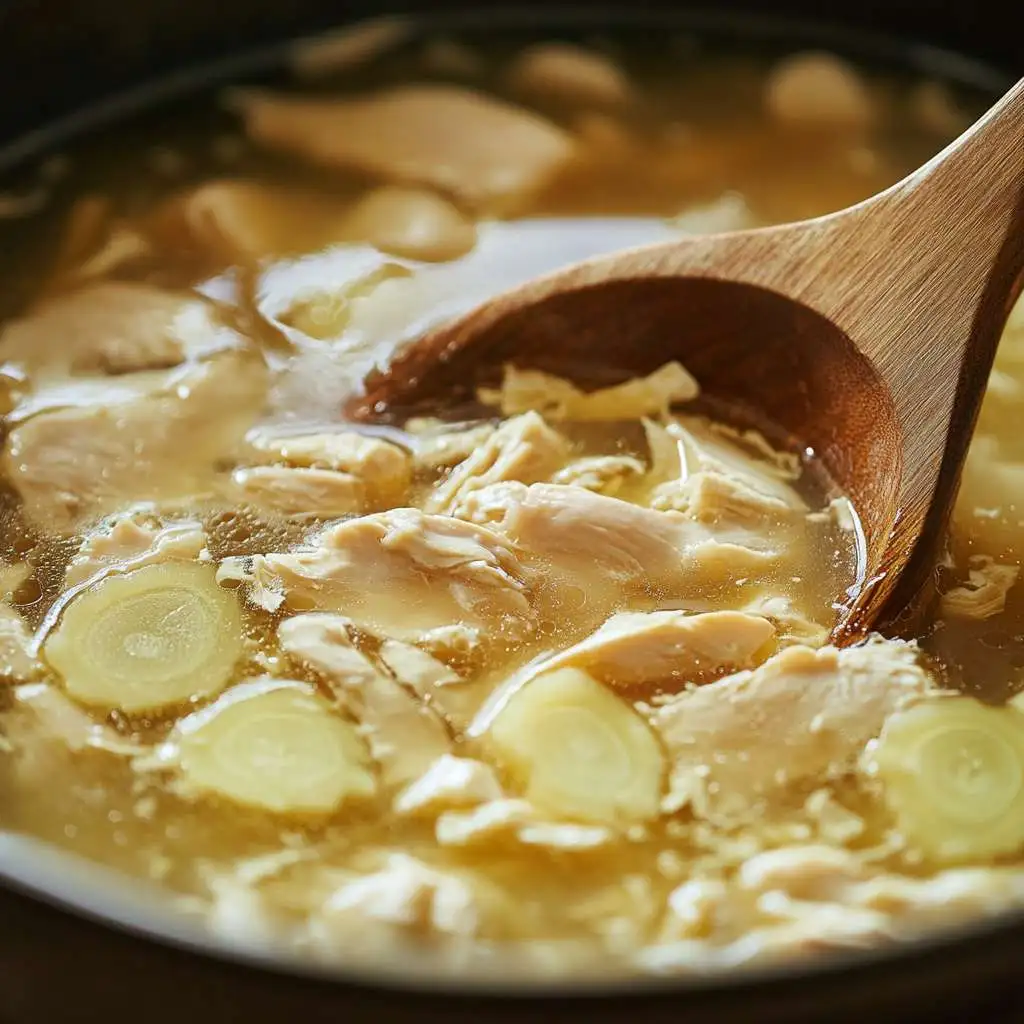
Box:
[351,79,1024,643]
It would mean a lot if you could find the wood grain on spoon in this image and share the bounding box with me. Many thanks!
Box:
[351,79,1024,643]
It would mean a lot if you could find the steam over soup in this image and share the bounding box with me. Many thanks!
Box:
[0,23,1016,982]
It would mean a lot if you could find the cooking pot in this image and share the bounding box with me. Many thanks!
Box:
[0,3,1019,1022]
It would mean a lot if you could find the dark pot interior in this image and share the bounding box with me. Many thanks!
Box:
[0,3,1020,1022]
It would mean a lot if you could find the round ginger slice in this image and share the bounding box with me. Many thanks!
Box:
[44,562,244,713]
[868,696,1024,863]
[489,667,664,825]
[175,678,376,814]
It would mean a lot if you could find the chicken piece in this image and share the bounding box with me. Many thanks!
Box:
[268,258,414,343]
[658,877,728,941]
[393,754,503,816]
[234,85,575,212]
[425,412,569,517]
[550,455,644,496]
[377,639,481,731]
[645,417,805,514]
[0,605,41,683]
[5,352,268,535]
[764,52,876,129]
[343,186,477,263]
[740,593,829,649]
[658,470,798,528]
[148,179,353,263]
[435,798,612,851]
[253,509,534,639]
[850,868,1024,928]
[505,43,632,109]
[0,282,243,379]
[738,845,866,902]
[248,430,411,508]
[465,482,776,593]
[652,638,935,817]
[8,682,140,756]
[514,610,775,692]
[939,555,1019,620]
[229,466,365,519]
[278,612,451,788]
[405,420,498,471]
[478,362,698,421]
[64,509,207,587]
[319,852,486,937]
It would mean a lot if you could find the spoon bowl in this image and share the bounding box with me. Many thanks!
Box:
[352,80,1024,641]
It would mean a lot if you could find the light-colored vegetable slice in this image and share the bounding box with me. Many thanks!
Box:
[867,697,1024,863]
[175,677,376,814]
[488,667,663,824]
[44,562,244,713]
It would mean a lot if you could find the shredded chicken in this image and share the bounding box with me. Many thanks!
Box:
[479,362,698,421]
[939,555,1019,620]
[513,610,776,691]
[65,509,207,587]
[234,85,575,212]
[653,639,935,817]
[0,282,244,379]
[320,852,484,936]
[251,509,534,639]
[248,430,411,508]
[229,466,366,519]
[426,411,568,517]
[436,798,613,851]
[278,613,451,788]
[394,755,503,816]
[4,352,268,535]
[377,639,481,731]
[463,482,777,593]
[550,455,645,496]
[0,606,41,683]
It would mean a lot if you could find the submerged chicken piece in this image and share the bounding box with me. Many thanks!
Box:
[394,754,503,816]
[505,43,632,109]
[0,282,244,379]
[405,419,498,471]
[148,179,353,262]
[741,593,830,650]
[317,852,499,939]
[514,610,775,692]
[4,352,268,535]
[377,639,481,731]
[466,481,776,593]
[0,605,41,683]
[278,612,451,788]
[248,430,412,508]
[550,454,645,496]
[939,555,1019,620]
[436,797,613,851]
[426,411,569,517]
[64,508,207,587]
[343,186,477,262]
[9,683,138,752]
[229,466,365,519]
[479,362,698,421]
[234,85,575,211]
[644,417,805,513]
[652,639,936,817]
[253,509,533,639]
